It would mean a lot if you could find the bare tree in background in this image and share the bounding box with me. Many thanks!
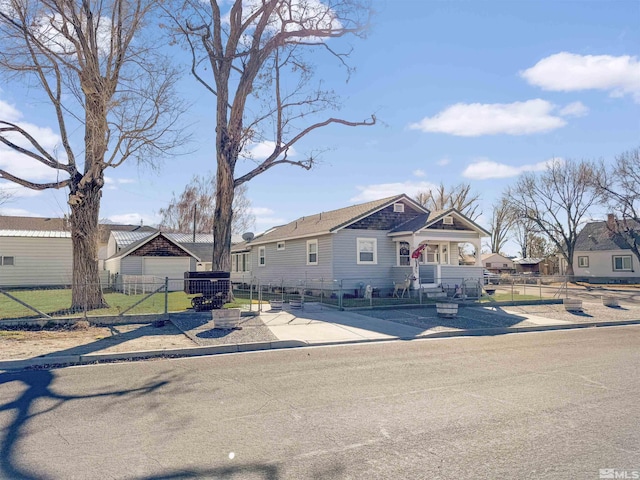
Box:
[488,196,515,254]
[168,0,375,271]
[592,147,640,264]
[505,159,601,276]
[511,216,538,258]
[0,0,185,310]
[158,173,255,235]
[415,182,481,221]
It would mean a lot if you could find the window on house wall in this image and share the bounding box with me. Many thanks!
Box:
[578,256,589,268]
[441,244,449,264]
[398,242,410,266]
[242,253,250,272]
[393,203,404,213]
[258,246,266,266]
[486,262,492,268]
[425,244,439,263]
[307,240,318,265]
[612,255,632,271]
[357,238,377,264]
[277,241,285,251]
[1,256,14,266]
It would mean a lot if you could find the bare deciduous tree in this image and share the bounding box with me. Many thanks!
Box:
[0,0,185,310]
[168,0,375,271]
[593,147,640,264]
[505,159,601,275]
[415,182,481,221]
[488,196,515,254]
[158,173,255,235]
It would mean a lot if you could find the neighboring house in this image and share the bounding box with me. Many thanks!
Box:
[0,230,73,286]
[572,218,639,282]
[230,194,490,295]
[481,253,515,274]
[104,231,214,291]
[513,257,544,274]
[0,215,155,271]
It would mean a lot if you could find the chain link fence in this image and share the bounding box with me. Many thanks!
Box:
[0,274,571,322]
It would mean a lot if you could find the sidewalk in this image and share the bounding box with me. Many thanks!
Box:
[1,300,639,370]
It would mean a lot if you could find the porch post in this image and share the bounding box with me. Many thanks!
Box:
[474,240,482,266]
[411,234,420,288]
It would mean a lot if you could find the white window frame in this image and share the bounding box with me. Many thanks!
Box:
[276,241,285,251]
[307,239,318,265]
[443,216,454,225]
[397,241,411,266]
[612,255,632,271]
[357,238,378,265]
[242,252,250,272]
[0,256,14,266]
[258,246,266,267]
[578,256,589,268]
[393,203,404,213]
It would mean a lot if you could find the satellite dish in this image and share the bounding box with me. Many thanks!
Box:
[242,232,255,241]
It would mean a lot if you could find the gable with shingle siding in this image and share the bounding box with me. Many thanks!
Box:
[129,235,191,257]
[345,203,424,230]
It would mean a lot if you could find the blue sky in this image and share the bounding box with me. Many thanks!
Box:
[1,0,639,255]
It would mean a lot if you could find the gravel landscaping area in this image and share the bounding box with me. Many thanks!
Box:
[362,306,538,331]
[494,301,640,323]
[170,312,278,346]
[360,301,640,331]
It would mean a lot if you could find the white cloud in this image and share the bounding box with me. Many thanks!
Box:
[520,52,640,102]
[558,101,589,117]
[104,176,136,190]
[0,99,21,122]
[412,169,426,177]
[244,141,297,161]
[351,181,438,202]
[0,206,36,216]
[462,157,563,180]
[0,182,43,198]
[409,99,566,136]
[249,206,275,216]
[436,158,450,166]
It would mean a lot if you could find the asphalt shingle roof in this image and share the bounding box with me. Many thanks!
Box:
[575,221,638,251]
[247,194,425,245]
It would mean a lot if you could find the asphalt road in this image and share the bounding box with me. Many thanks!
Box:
[1,326,638,480]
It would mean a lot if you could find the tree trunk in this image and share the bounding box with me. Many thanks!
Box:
[69,181,108,311]
[212,155,235,272]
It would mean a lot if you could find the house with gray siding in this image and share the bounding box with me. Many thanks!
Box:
[572,218,640,282]
[231,194,490,296]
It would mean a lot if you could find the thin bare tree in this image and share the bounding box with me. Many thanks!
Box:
[158,173,255,235]
[511,216,538,258]
[167,0,375,271]
[505,159,601,275]
[593,147,640,264]
[0,0,185,310]
[415,182,482,221]
[488,196,515,254]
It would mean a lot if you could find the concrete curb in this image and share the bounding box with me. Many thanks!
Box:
[1,321,638,372]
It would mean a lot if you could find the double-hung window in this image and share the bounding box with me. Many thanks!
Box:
[578,256,589,268]
[357,238,377,264]
[612,255,632,271]
[258,246,266,267]
[398,242,410,266]
[307,240,318,265]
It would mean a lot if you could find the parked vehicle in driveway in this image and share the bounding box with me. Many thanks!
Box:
[484,269,500,285]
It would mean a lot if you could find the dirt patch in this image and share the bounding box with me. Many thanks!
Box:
[0,323,197,360]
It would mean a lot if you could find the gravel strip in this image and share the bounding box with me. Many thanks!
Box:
[362,306,538,331]
[495,302,640,323]
[170,312,277,346]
